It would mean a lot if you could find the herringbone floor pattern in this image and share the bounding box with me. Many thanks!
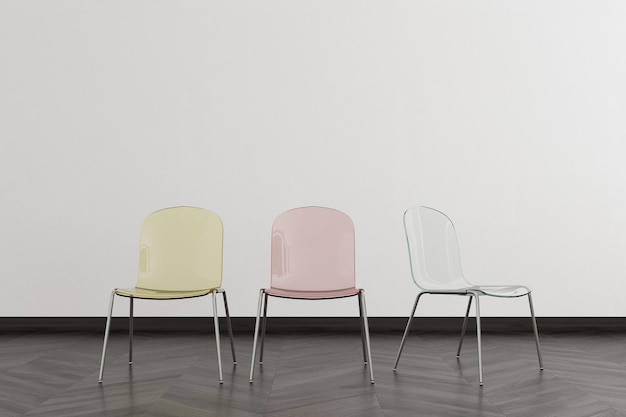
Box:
[1,328,626,416]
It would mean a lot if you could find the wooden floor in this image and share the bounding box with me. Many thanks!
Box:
[2,328,626,416]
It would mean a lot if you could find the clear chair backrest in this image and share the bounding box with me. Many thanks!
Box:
[403,206,470,291]
[136,206,223,291]
[270,206,356,292]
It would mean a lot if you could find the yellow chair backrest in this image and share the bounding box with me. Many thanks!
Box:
[136,206,223,291]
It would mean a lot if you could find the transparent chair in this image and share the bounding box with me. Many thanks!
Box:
[98,206,236,384]
[394,206,543,385]
[249,206,374,383]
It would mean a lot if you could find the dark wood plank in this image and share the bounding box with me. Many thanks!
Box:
[0,329,625,416]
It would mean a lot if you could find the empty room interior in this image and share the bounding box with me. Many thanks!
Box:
[1,1,626,416]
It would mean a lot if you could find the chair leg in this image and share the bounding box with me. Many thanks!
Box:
[259,293,269,364]
[358,290,375,383]
[456,295,473,358]
[249,289,265,382]
[212,291,223,384]
[221,290,237,365]
[472,292,483,386]
[393,292,424,370]
[358,292,367,364]
[129,297,134,365]
[528,293,544,370]
[98,290,116,383]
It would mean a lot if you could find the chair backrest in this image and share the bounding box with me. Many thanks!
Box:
[403,206,470,291]
[136,206,224,291]
[270,206,356,292]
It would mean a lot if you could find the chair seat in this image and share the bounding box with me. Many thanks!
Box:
[115,287,216,299]
[420,285,530,297]
[265,287,361,299]
[469,285,531,297]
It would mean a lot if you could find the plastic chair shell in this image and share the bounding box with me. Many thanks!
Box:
[134,206,223,293]
[267,206,358,298]
[404,206,530,297]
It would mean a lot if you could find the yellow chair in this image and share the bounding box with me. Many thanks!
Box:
[98,206,236,384]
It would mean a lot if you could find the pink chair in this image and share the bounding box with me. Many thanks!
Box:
[248,206,374,383]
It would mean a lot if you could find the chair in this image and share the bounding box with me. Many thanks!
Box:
[98,206,236,384]
[394,206,543,385]
[249,206,374,383]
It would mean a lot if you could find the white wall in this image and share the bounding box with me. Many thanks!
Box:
[1,1,625,317]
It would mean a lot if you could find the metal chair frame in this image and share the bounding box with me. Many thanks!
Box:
[393,290,543,385]
[249,289,374,383]
[98,288,236,384]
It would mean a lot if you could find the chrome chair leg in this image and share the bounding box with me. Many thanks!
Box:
[528,293,544,370]
[259,293,269,364]
[249,289,265,382]
[359,290,375,383]
[472,292,483,386]
[358,293,367,364]
[212,291,223,384]
[129,297,134,365]
[221,289,237,364]
[456,295,473,358]
[98,290,116,383]
[393,292,423,370]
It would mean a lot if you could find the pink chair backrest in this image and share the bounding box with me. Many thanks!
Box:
[270,207,356,292]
